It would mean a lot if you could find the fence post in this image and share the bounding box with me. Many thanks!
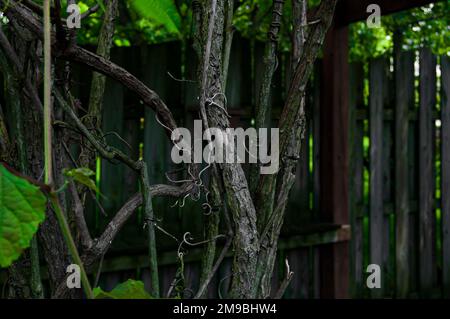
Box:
[441,55,450,297]
[349,62,364,297]
[369,57,389,298]
[319,24,350,299]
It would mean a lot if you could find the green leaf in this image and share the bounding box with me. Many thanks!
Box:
[64,167,99,193]
[130,0,181,35]
[0,165,46,267]
[93,279,153,299]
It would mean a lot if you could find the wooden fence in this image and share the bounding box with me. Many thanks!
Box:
[77,35,448,298]
[72,35,450,298]
[349,49,450,298]
[72,36,347,298]
[1,35,448,299]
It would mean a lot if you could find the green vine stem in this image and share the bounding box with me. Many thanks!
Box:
[140,163,159,298]
[43,0,52,185]
[43,0,93,299]
[30,237,44,298]
[49,193,94,299]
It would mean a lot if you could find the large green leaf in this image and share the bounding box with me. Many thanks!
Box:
[94,279,153,299]
[131,0,181,35]
[0,165,46,267]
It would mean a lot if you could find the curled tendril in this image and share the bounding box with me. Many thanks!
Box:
[187,165,196,180]
[202,202,213,215]
[154,112,174,134]
[201,188,215,215]
[176,232,226,262]
[206,92,231,118]
[198,150,213,181]
[177,237,189,258]
[191,186,202,202]
[179,193,191,208]
[218,273,234,299]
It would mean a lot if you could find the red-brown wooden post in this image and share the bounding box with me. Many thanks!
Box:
[319,23,350,298]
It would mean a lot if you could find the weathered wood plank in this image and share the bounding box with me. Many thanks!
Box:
[310,61,322,298]
[106,47,146,248]
[369,57,387,297]
[408,113,419,295]
[441,55,450,297]
[225,35,252,110]
[286,248,310,298]
[101,48,125,216]
[312,247,320,298]
[394,49,414,297]
[406,52,420,295]
[382,60,395,297]
[419,48,437,295]
[349,62,364,297]
[313,63,321,218]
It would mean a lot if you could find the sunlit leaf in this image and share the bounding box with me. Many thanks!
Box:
[64,167,100,193]
[130,0,181,35]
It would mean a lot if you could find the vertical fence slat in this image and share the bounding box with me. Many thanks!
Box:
[408,92,419,294]
[441,55,450,297]
[101,49,125,216]
[311,66,321,298]
[225,36,252,110]
[122,141,140,201]
[123,48,142,193]
[369,58,386,297]
[115,48,145,248]
[382,64,395,296]
[349,62,364,297]
[313,63,321,219]
[395,50,414,297]
[419,48,437,295]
